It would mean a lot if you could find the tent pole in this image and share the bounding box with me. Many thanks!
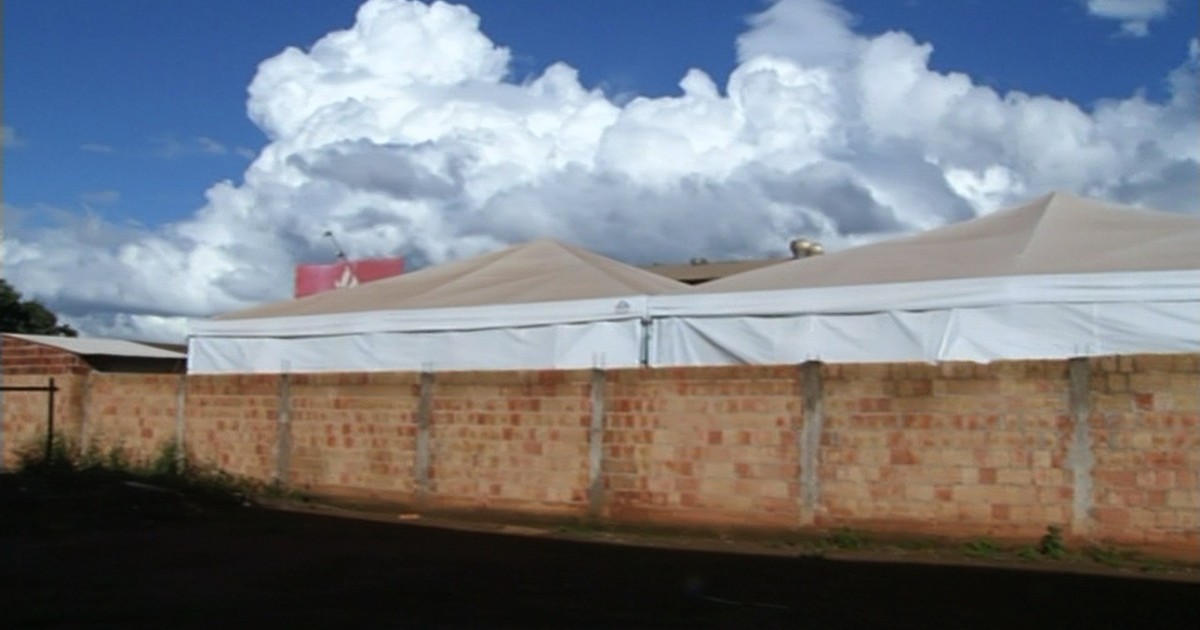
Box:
[639,317,651,367]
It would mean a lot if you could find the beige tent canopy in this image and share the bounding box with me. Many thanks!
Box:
[190,239,691,373]
[651,192,1200,365]
[222,239,690,320]
[704,192,1200,292]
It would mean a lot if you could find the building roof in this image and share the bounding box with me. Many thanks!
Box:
[702,191,1200,292]
[639,258,789,284]
[3,333,187,359]
[218,238,693,320]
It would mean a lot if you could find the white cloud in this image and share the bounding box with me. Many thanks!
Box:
[1085,0,1171,37]
[153,135,237,158]
[3,0,1197,343]
[79,190,122,205]
[197,136,229,154]
[81,143,115,153]
[2,125,24,148]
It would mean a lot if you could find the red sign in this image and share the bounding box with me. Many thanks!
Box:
[294,257,404,298]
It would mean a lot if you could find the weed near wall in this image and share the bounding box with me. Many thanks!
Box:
[12,431,272,501]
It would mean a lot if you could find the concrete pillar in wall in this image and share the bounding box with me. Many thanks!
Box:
[1067,357,1094,536]
[79,372,94,454]
[415,371,435,502]
[798,361,824,526]
[174,375,188,469]
[587,368,607,519]
[274,373,293,485]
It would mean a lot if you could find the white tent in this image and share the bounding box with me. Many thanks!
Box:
[189,239,691,374]
[192,193,1199,374]
[649,192,1200,365]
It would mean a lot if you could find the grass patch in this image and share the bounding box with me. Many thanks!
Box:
[1085,545,1140,568]
[11,431,269,504]
[963,538,1003,558]
[825,527,867,550]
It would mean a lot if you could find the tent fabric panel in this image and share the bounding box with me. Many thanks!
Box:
[651,301,1200,366]
[649,269,1200,318]
[652,311,950,366]
[188,320,643,374]
[191,296,650,337]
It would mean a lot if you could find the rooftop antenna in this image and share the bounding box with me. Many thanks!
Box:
[322,230,360,287]
[322,230,348,261]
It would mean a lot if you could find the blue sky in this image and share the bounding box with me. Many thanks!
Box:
[2,0,1197,340]
[4,0,1195,227]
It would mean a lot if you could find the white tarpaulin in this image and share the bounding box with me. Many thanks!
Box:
[191,319,644,374]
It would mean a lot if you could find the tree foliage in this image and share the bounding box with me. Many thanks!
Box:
[0,279,77,337]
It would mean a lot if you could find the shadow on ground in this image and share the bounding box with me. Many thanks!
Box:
[1,471,1196,629]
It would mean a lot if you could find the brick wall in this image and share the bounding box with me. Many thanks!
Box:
[819,361,1073,538]
[0,374,85,466]
[428,370,592,515]
[183,375,279,481]
[3,350,1197,556]
[286,372,421,498]
[1089,355,1200,546]
[0,337,88,466]
[604,366,801,527]
[85,373,182,464]
[0,336,91,376]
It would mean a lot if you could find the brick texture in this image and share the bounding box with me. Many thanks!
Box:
[86,374,181,464]
[3,350,1197,556]
[0,374,85,466]
[0,337,91,376]
[1089,355,1200,548]
[429,370,591,516]
[183,375,279,480]
[820,361,1071,538]
[287,372,421,498]
[604,366,801,527]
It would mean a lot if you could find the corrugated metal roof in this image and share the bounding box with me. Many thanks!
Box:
[3,334,186,359]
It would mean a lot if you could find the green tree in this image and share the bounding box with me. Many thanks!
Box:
[0,279,77,336]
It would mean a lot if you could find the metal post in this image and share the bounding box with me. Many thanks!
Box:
[45,378,57,461]
[638,318,651,367]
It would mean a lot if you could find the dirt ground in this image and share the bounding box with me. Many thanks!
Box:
[1,471,1197,629]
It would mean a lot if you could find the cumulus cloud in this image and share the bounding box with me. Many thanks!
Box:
[1085,0,1171,37]
[1,125,24,148]
[3,0,1197,342]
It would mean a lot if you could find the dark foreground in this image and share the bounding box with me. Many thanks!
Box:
[0,472,1197,629]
